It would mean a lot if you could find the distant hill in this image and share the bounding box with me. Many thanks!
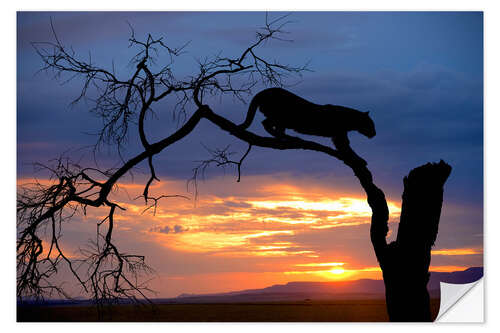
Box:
[18,267,483,306]
[427,267,483,290]
[158,267,483,304]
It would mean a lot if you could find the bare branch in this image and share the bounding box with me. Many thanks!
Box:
[191,143,253,184]
[136,194,190,215]
[20,14,312,308]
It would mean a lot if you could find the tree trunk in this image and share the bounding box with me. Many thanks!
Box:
[332,135,451,321]
[379,161,452,321]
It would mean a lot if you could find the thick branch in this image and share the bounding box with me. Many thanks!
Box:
[202,107,341,158]
[99,107,204,202]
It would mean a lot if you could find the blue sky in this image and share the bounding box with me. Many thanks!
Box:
[18,11,483,201]
[16,11,483,296]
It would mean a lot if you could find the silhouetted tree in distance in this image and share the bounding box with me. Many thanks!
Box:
[18,15,451,321]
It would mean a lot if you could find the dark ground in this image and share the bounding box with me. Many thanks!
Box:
[17,299,440,322]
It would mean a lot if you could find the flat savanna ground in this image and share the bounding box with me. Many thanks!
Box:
[18,299,440,322]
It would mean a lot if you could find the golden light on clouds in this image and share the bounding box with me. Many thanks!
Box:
[296,262,345,267]
[133,179,404,260]
[17,174,482,296]
[431,248,482,256]
[64,175,406,273]
[248,197,400,218]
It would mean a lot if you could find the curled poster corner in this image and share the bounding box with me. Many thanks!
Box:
[435,278,484,322]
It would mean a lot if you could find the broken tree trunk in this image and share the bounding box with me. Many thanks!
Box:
[379,161,452,321]
[332,135,452,321]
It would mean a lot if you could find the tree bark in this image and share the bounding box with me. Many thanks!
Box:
[378,161,452,321]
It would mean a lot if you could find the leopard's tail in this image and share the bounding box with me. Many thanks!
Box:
[239,93,261,129]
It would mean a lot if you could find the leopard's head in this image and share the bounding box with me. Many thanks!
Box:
[358,111,376,138]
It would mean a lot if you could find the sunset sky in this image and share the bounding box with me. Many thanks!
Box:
[17,12,483,297]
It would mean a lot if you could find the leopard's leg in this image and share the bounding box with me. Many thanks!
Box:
[331,131,350,149]
[332,132,367,166]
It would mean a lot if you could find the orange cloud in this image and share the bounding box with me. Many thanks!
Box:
[429,265,472,272]
[431,248,482,256]
[295,262,345,267]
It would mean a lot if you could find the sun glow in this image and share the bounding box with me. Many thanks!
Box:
[291,262,358,280]
[330,267,345,275]
[284,268,373,281]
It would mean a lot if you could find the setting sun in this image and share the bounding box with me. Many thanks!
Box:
[330,268,345,275]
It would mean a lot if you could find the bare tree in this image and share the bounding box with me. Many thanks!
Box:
[18,15,450,321]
